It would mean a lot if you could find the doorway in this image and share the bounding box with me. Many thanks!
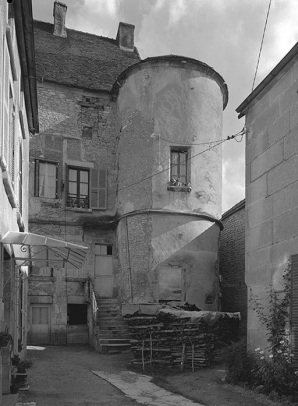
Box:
[30,305,51,344]
[94,244,114,297]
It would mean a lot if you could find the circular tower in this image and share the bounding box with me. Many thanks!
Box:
[114,55,228,310]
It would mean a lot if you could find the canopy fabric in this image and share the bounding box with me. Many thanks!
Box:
[1,231,89,269]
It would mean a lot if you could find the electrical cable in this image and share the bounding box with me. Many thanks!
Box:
[109,133,243,198]
[251,0,273,93]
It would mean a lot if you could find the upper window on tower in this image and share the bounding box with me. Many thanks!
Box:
[169,147,191,192]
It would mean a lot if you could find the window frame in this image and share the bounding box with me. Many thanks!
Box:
[170,146,191,186]
[34,159,59,199]
[66,166,90,209]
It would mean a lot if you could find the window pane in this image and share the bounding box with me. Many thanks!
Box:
[80,183,88,197]
[69,169,77,181]
[39,162,57,198]
[80,170,88,183]
[69,181,77,195]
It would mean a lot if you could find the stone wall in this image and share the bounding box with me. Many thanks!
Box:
[28,81,119,343]
[245,55,298,349]
[219,200,246,337]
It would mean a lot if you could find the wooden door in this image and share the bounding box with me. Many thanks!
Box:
[94,244,114,297]
[30,305,50,344]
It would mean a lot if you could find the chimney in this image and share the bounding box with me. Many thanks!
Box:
[116,22,135,52]
[53,1,67,38]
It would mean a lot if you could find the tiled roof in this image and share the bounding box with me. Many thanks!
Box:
[33,20,140,92]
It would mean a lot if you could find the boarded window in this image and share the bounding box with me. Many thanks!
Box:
[91,169,107,209]
[158,267,182,301]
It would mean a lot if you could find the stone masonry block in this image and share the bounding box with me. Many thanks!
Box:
[273,207,298,244]
[250,100,280,137]
[290,103,298,131]
[245,163,251,186]
[246,129,268,163]
[246,245,272,273]
[272,180,298,217]
[271,236,298,265]
[267,111,290,148]
[269,67,293,105]
[268,154,298,195]
[251,140,283,181]
[246,264,274,286]
[247,196,273,229]
[246,174,267,205]
[280,78,298,115]
[284,127,298,160]
[246,221,273,253]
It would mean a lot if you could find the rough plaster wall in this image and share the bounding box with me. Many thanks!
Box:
[117,66,223,218]
[245,58,298,349]
[29,82,118,222]
[219,204,247,337]
[117,214,154,303]
[116,63,223,306]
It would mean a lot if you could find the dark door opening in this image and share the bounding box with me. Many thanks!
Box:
[67,304,88,325]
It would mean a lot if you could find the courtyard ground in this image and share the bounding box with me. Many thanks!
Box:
[6,345,285,406]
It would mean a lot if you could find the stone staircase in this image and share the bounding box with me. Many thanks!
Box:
[95,298,131,354]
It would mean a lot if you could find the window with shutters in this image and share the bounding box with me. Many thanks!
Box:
[35,160,58,199]
[67,167,90,208]
[66,166,107,210]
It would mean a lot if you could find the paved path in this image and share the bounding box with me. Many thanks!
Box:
[93,370,204,406]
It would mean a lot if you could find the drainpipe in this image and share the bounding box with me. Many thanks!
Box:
[125,217,133,302]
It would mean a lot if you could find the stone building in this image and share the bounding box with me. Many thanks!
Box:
[219,199,246,337]
[237,41,298,354]
[28,1,228,347]
[0,0,38,396]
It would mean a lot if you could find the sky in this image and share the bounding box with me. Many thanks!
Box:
[32,0,298,213]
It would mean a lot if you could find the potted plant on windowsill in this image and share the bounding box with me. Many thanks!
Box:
[14,358,33,391]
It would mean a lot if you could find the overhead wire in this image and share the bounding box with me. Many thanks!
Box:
[109,131,244,198]
[251,0,273,94]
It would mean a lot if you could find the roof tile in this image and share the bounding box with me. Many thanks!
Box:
[34,20,140,92]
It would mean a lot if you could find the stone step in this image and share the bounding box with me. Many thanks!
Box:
[97,330,131,339]
[98,338,130,345]
[97,316,126,322]
[100,343,131,354]
[96,299,120,304]
[97,309,121,315]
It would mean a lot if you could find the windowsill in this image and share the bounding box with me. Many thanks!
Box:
[66,207,92,213]
[2,168,18,208]
[17,211,25,232]
[167,186,192,193]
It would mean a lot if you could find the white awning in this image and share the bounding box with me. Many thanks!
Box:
[1,231,89,269]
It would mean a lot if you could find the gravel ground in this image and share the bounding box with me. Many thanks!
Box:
[18,345,138,406]
[17,345,283,406]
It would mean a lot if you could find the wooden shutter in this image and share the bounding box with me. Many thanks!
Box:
[18,142,23,214]
[291,254,298,366]
[2,39,10,168]
[10,105,15,188]
[34,160,40,196]
[90,169,107,209]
